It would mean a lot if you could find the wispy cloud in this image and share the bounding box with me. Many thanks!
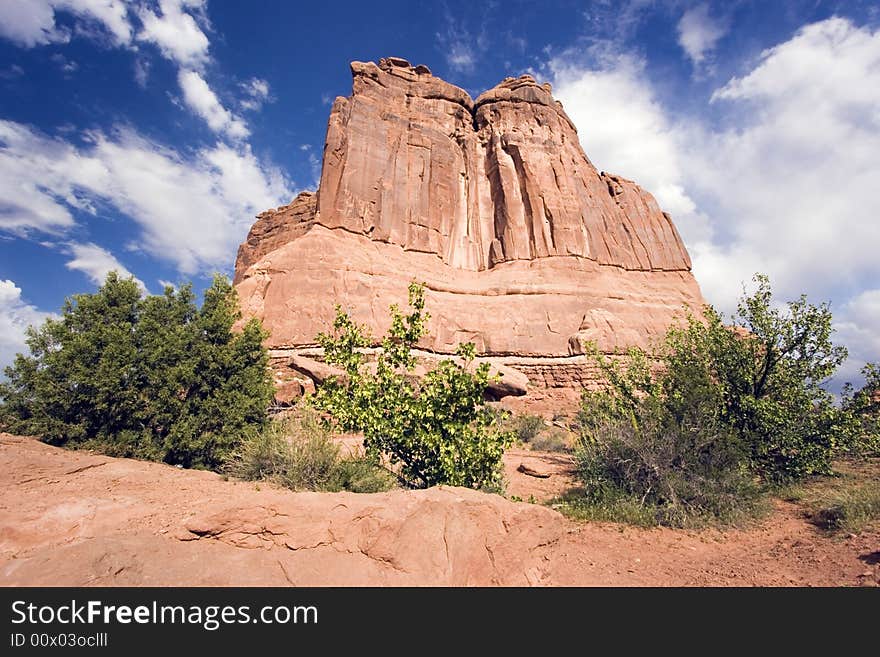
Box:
[65,241,147,292]
[0,64,25,79]
[133,58,150,88]
[239,77,271,111]
[298,144,321,188]
[50,52,78,75]
[435,10,491,75]
[677,3,729,70]
[581,0,655,46]
[178,69,249,139]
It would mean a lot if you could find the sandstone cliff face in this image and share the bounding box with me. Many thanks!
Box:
[313,58,691,273]
[234,57,704,389]
[234,191,316,283]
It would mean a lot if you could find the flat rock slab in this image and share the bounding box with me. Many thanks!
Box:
[0,435,562,586]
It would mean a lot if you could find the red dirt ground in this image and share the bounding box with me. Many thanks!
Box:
[1,434,877,586]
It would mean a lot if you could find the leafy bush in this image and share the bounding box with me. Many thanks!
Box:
[573,274,858,526]
[0,272,273,469]
[841,362,880,456]
[226,407,394,493]
[508,413,545,443]
[662,275,855,480]
[313,282,512,490]
[576,396,763,526]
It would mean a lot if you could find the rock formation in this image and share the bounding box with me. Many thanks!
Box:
[0,435,564,586]
[234,57,705,399]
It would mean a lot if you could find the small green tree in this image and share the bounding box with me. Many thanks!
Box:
[313,282,512,490]
[0,273,143,447]
[577,272,858,519]
[0,272,273,469]
[841,362,880,456]
[163,276,274,467]
[662,274,852,479]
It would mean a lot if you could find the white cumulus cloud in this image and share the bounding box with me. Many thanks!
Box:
[0,0,264,147]
[0,280,56,374]
[549,52,710,244]
[136,0,209,69]
[0,0,133,47]
[0,119,292,275]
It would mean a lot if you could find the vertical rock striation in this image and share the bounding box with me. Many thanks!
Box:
[234,57,705,394]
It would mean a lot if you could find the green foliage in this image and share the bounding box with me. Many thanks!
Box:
[313,282,512,490]
[581,274,854,482]
[575,396,764,527]
[331,456,398,494]
[0,272,274,469]
[665,274,852,479]
[225,407,395,493]
[530,429,570,453]
[507,413,545,444]
[572,274,858,526]
[841,362,880,456]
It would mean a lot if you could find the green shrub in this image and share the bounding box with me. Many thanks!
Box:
[661,274,854,480]
[576,390,764,527]
[226,408,394,493]
[331,456,397,493]
[508,413,545,443]
[313,282,512,491]
[841,363,880,456]
[0,273,273,469]
[572,274,858,526]
[530,430,569,453]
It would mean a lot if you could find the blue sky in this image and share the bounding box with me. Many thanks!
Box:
[1,0,878,389]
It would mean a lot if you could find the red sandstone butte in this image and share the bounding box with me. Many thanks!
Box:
[233,57,705,395]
